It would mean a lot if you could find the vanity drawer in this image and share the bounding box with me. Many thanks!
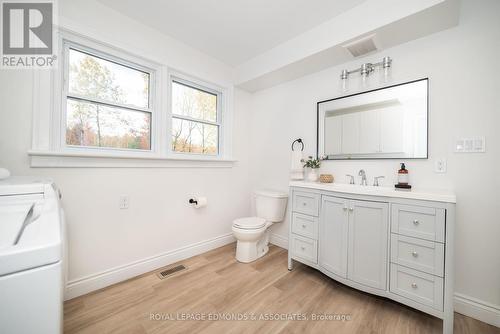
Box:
[390,234,444,276]
[292,191,320,216]
[290,234,318,264]
[391,204,445,242]
[291,213,318,240]
[390,264,443,311]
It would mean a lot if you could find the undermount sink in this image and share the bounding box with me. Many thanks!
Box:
[327,183,390,192]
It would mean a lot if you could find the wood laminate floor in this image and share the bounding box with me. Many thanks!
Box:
[64,244,500,334]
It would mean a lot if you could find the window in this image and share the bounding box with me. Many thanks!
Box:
[170,78,221,155]
[64,46,153,151]
[30,30,234,167]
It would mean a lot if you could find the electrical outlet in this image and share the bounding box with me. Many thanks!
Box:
[435,159,447,173]
[119,195,129,209]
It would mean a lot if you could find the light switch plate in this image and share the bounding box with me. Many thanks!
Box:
[473,137,485,152]
[435,158,447,173]
[455,137,485,153]
[455,139,465,152]
[119,195,129,209]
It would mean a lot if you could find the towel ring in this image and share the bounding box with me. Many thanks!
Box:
[291,138,304,151]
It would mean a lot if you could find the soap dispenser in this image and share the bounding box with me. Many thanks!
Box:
[395,163,411,189]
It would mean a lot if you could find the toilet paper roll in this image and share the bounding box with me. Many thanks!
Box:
[192,197,207,209]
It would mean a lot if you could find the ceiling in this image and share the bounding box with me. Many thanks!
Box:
[96,0,366,66]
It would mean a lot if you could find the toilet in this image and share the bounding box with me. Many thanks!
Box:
[232,189,288,263]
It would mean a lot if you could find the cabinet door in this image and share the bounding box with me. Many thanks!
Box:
[359,110,380,153]
[341,113,360,154]
[380,106,404,153]
[348,200,389,290]
[324,116,342,155]
[319,196,348,278]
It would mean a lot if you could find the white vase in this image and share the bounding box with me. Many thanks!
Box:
[307,168,319,182]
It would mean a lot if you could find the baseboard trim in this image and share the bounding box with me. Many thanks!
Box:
[267,234,499,328]
[454,293,500,327]
[269,233,288,249]
[65,233,235,300]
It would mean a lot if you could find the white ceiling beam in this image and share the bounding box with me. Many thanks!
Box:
[235,0,459,92]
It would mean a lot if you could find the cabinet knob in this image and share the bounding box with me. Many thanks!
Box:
[302,224,306,228]
[343,206,348,211]
[349,207,354,212]
[411,283,418,289]
[302,202,307,206]
[301,246,306,251]
[412,251,418,257]
[413,219,419,225]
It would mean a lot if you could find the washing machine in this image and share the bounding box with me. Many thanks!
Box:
[0,177,66,334]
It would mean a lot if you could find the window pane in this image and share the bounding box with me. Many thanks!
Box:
[172,81,217,122]
[66,99,151,150]
[68,49,150,109]
[172,118,218,154]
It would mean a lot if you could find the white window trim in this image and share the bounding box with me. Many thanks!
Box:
[29,28,235,168]
[168,70,226,159]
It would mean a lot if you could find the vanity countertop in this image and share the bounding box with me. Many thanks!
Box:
[289,181,456,203]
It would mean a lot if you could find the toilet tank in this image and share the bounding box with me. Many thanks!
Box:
[254,189,288,222]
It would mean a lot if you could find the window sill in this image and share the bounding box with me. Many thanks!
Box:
[28,150,236,168]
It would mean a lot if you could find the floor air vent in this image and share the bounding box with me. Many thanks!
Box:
[157,264,187,279]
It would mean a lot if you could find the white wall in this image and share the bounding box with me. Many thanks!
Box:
[249,0,500,312]
[0,0,252,297]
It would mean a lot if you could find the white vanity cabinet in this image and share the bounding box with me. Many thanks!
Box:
[347,199,388,290]
[288,182,456,334]
[319,196,388,289]
[319,196,348,277]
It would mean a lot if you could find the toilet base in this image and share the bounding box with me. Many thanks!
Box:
[235,230,270,263]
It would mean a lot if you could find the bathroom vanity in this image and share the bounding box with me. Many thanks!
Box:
[288,181,456,334]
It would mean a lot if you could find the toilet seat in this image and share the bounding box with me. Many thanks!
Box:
[233,217,266,230]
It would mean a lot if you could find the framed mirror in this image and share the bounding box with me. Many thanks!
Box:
[317,78,428,160]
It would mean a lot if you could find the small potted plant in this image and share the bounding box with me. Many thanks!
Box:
[302,156,321,182]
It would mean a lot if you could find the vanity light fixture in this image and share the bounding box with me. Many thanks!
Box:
[340,56,393,90]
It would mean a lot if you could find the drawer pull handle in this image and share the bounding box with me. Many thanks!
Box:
[411,283,418,289]
[413,219,419,225]
[302,224,306,228]
[412,251,418,257]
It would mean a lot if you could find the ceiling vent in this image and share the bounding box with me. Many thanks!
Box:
[342,34,378,57]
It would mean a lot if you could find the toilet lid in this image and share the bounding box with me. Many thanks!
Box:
[233,217,266,229]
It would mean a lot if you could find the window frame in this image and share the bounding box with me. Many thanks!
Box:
[169,74,223,157]
[29,28,234,167]
[61,38,157,155]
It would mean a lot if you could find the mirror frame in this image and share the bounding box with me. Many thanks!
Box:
[316,78,429,160]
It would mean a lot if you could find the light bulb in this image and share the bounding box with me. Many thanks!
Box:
[339,70,349,94]
[380,57,392,84]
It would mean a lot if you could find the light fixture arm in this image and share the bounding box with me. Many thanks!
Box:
[340,56,392,79]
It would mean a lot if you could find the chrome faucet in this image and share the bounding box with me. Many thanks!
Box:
[358,169,367,186]
[346,174,355,184]
[373,176,385,186]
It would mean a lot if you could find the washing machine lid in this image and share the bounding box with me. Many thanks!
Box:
[0,184,62,276]
[0,202,34,249]
[233,217,266,229]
